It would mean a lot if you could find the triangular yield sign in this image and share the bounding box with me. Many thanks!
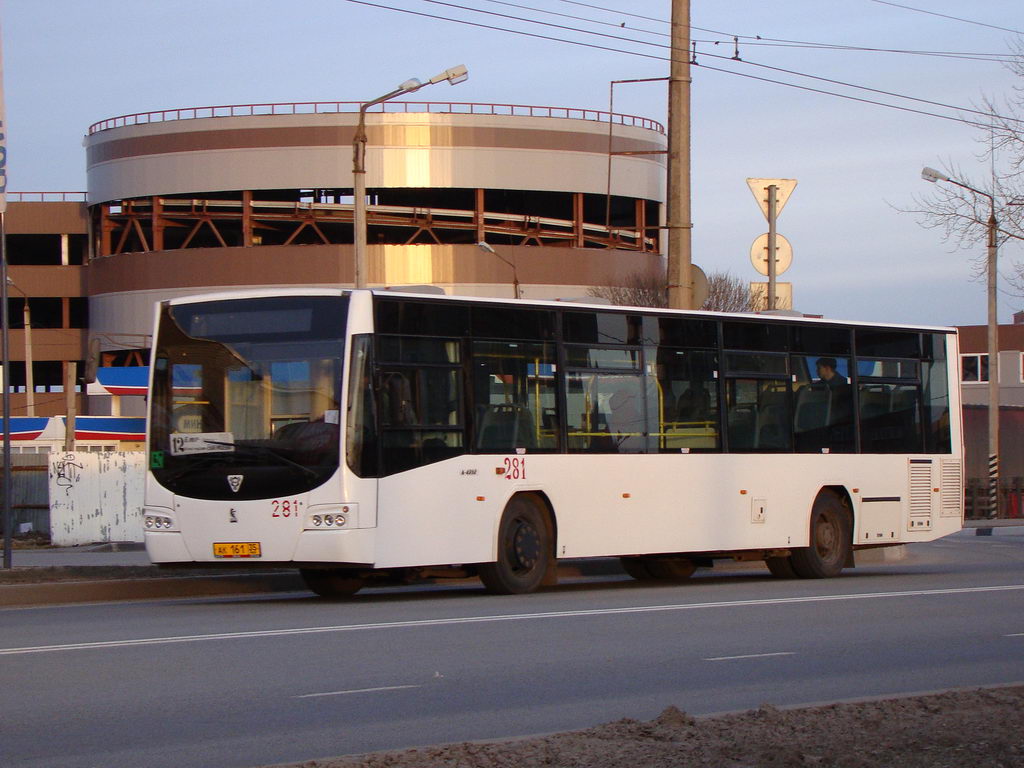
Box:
[746,178,798,220]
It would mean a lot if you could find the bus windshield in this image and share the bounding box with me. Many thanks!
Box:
[149,295,349,500]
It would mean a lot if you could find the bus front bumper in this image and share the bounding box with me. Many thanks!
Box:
[144,529,377,566]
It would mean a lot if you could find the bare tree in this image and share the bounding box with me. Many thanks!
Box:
[587,269,667,308]
[702,269,763,312]
[903,41,1024,288]
[587,268,762,312]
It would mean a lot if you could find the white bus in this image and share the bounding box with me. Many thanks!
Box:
[143,289,963,596]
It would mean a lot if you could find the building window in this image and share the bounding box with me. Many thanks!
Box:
[961,353,988,383]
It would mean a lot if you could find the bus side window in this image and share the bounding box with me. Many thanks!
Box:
[922,333,952,453]
[857,356,924,453]
[381,372,416,426]
[346,334,379,478]
[471,340,558,452]
[792,355,855,453]
[654,347,720,452]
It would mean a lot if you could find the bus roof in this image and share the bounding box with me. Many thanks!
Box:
[161,288,956,335]
[366,289,957,335]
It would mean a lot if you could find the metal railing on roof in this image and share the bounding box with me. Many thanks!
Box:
[7,192,87,202]
[88,100,665,135]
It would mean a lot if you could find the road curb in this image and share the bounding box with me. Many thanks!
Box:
[0,572,306,607]
[0,548,914,607]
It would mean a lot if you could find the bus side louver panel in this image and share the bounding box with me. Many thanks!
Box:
[908,459,933,531]
[940,459,963,518]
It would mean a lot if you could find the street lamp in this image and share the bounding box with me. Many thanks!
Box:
[921,166,999,519]
[352,65,469,290]
[477,241,521,299]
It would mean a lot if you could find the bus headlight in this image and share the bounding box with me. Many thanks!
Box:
[305,505,354,530]
[144,513,177,531]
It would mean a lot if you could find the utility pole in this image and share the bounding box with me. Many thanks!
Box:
[7,280,33,415]
[921,168,1000,520]
[666,0,693,309]
[1,31,11,569]
[985,205,999,520]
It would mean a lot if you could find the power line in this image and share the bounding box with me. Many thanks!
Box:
[480,0,668,38]
[420,0,666,50]
[691,46,1023,125]
[485,0,1016,63]
[552,0,1015,61]
[869,0,1024,36]
[553,0,673,27]
[726,40,1015,64]
[339,0,1012,130]
[341,0,669,61]
[413,0,1023,125]
[694,59,997,130]
[551,0,1017,63]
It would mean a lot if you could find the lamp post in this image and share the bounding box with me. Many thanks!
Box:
[921,167,999,519]
[352,65,468,290]
[477,241,521,299]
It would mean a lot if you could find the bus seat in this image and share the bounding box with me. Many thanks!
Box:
[859,389,889,420]
[676,387,710,422]
[795,387,831,432]
[756,405,788,449]
[476,403,536,451]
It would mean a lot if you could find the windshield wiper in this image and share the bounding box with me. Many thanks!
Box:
[203,440,320,480]
[159,452,237,483]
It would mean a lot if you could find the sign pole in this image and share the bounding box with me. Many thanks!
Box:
[747,178,797,312]
[767,184,778,311]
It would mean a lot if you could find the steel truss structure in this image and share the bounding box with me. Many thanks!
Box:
[94,190,659,257]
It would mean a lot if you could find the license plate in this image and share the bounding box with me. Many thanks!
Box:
[213,542,261,558]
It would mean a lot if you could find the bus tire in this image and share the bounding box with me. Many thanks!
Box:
[621,555,696,581]
[646,556,697,581]
[790,491,851,579]
[620,556,654,580]
[765,556,798,579]
[299,568,364,598]
[479,495,551,595]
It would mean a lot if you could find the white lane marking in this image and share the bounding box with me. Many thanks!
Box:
[704,652,795,662]
[3,583,1023,657]
[1007,633,1024,638]
[294,684,422,698]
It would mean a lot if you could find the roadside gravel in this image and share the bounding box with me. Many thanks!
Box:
[276,685,1024,768]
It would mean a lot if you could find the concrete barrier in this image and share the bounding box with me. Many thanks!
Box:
[48,452,146,546]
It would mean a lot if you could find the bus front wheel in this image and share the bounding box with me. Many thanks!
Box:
[479,495,551,595]
[300,568,364,598]
[789,492,851,579]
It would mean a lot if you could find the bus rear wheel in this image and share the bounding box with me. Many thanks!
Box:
[479,495,551,595]
[299,568,364,598]
[790,491,851,579]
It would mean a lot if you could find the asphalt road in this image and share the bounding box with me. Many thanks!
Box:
[2,529,1023,768]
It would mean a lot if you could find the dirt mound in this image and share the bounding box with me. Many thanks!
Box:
[281,685,1024,768]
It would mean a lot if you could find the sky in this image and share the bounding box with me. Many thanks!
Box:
[3,0,1023,327]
